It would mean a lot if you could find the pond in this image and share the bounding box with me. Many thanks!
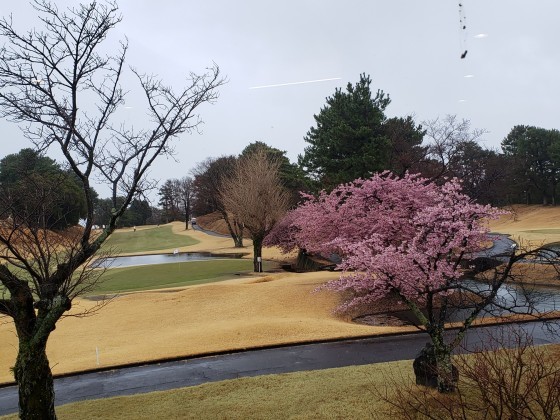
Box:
[94,252,247,269]
[354,279,560,327]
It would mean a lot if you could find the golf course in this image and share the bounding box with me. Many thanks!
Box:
[1,204,560,419]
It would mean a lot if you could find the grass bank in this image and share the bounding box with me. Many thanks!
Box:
[93,259,277,293]
[102,225,199,254]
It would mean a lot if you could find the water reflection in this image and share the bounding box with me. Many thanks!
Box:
[94,252,246,269]
[355,279,560,327]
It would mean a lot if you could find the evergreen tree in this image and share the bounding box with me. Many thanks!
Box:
[298,74,391,190]
[502,125,560,205]
[0,148,87,229]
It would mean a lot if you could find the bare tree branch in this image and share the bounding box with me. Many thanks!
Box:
[422,114,488,181]
[0,1,225,416]
[220,149,291,271]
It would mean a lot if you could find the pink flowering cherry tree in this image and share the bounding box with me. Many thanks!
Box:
[265,172,535,392]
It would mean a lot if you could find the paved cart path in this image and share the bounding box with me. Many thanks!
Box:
[1,320,558,416]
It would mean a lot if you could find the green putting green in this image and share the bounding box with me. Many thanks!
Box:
[103,225,199,254]
[92,259,276,293]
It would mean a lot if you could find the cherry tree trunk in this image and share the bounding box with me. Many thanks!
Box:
[413,334,458,393]
[434,344,457,393]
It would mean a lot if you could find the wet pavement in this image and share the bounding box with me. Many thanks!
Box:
[1,320,559,416]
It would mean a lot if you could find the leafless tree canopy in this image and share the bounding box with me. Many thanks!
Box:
[192,156,245,247]
[0,1,224,417]
[220,149,291,271]
[0,0,224,314]
[423,114,487,181]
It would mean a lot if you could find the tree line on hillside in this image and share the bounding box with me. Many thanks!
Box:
[10,74,557,238]
[159,74,560,235]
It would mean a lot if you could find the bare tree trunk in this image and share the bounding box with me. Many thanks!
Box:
[9,289,70,419]
[220,210,244,247]
[253,236,263,272]
[182,198,189,230]
[14,338,56,420]
[432,334,456,393]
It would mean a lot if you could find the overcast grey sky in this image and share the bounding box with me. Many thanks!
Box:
[1,1,559,199]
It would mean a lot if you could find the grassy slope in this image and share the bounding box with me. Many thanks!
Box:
[94,259,276,293]
[102,225,199,254]
[489,204,560,247]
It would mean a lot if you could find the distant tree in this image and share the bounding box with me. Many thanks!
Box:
[156,177,194,227]
[267,172,551,392]
[192,156,244,247]
[146,206,163,225]
[0,1,224,417]
[97,196,151,227]
[502,125,560,205]
[221,149,290,271]
[241,141,309,205]
[120,198,151,227]
[158,179,181,223]
[93,197,115,227]
[0,148,87,229]
[422,115,487,182]
[172,176,194,230]
[383,116,427,177]
[446,141,509,204]
[298,74,391,190]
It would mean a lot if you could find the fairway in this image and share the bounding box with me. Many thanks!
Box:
[93,259,277,293]
[102,225,199,254]
[522,229,560,235]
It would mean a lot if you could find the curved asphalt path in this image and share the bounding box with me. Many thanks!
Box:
[191,222,230,237]
[0,232,555,415]
[1,320,559,415]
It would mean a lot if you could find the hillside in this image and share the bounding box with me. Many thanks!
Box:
[198,205,560,248]
[489,204,560,247]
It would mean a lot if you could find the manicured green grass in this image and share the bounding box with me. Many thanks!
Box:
[92,259,276,293]
[103,225,199,254]
[0,362,408,420]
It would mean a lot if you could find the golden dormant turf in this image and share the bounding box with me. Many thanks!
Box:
[1,205,558,384]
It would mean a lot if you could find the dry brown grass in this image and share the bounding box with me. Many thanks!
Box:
[0,206,559,385]
[489,204,560,248]
[488,204,560,286]
[0,223,402,384]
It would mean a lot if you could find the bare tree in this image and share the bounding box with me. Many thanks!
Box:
[191,156,245,247]
[0,1,224,418]
[220,149,291,272]
[422,115,487,181]
[173,176,194,230]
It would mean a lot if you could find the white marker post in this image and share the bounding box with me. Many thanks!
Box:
[96,347,100,366]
